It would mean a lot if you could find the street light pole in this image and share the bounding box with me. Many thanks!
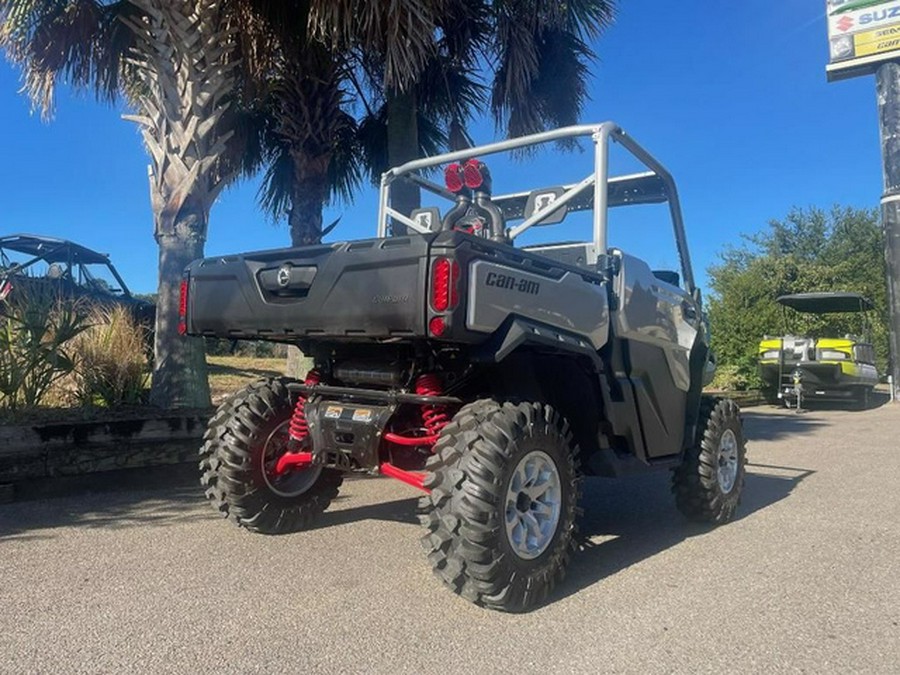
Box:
[875,62,900,403]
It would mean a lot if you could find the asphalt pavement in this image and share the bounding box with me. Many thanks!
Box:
[1,402,898,674]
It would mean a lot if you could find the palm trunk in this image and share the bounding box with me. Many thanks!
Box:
[120,0,238,409]
[150,217,210,409]
[284,169,327,379]
[387,87,420,234]
[288,166,329,247]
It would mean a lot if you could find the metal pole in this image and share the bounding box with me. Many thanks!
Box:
[875,63,900,403]
[592,128,610,258]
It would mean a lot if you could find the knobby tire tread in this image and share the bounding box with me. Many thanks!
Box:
[199,378,342,534]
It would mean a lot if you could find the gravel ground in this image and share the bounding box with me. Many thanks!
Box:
[1,402,898,674]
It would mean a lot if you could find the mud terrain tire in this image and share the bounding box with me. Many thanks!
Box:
[419,400,580,612]
[672,396,746,523]
[199,378,342,534]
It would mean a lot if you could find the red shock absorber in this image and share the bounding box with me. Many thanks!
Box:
[288,369,321,442]
[416,373,449,438]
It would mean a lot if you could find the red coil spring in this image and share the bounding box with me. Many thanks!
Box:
[416,373,449,437]
[288,369,320,442]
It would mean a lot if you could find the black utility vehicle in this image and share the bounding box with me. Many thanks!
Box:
[185,123,747,612]
[0,234,154,325]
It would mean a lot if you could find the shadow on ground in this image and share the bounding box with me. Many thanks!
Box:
[309,459,815,610]
[1,456,813,614]
[0,463,205,542]
[552,460,814,606]
[740,410,831,442]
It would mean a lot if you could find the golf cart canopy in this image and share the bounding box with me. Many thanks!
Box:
[776,292,874,314]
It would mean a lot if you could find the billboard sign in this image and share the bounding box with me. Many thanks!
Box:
[827,0,900,81]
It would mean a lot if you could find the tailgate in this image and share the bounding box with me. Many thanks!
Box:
[185,236,431,340]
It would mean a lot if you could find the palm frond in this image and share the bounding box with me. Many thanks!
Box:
[560,0,616,39]
[357,102,447,184]
[309,0,449,91]
[416,51,486,125]
[489,0,613,140]
[257,139,294,220]
[0,0,136,117]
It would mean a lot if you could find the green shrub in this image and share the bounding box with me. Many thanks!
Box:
[71,306,150,407]
[709,361,763,392]
[205,337,288,359]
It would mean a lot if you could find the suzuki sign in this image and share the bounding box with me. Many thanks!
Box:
[827,0,900,80]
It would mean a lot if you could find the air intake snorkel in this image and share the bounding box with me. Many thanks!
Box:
[441,159,507,242]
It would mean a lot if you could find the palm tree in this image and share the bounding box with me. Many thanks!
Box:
[489,0,615,138]
[310,0,616,216]
[258,50,360,247]
[1,0,255,408]
[243,5,360,247]
[309,0,456,219]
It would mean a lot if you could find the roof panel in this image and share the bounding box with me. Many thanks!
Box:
[0,234,110,265]
[776,292,874,313]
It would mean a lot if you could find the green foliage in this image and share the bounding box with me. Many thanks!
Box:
[708,206,889,381]
[708,363,763,392]
[205,337,287,359]
[0,290,89,410]
[134,292,158,304]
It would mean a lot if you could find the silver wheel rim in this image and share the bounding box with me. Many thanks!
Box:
[504,450,562,560]
[717,428,739,494]
[261,420,322,498]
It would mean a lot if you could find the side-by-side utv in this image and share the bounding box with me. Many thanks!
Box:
[758,292,879,408]
[185,122,746,612]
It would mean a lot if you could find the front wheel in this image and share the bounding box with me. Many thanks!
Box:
[672,396,746,523]
[419,400,580,612]
[199,378,343,534]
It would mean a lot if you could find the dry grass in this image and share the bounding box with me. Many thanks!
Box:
[68,306,150,406]
[207,355,285,403]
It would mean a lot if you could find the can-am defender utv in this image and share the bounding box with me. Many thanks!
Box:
[184,122,747,612]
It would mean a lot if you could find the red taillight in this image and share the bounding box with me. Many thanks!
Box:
[463,158,483,189]
[178,278,188,336]
[429,316,447,337]
[444,163,464,193]
[430,258,460,312]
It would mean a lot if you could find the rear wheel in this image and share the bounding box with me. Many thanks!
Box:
[200,378,343,534]
[672,396,746,523]
[419,400,580,612]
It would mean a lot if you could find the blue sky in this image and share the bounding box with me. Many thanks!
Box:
[0,1,885,294]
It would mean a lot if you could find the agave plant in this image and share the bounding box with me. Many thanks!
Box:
[0,288,89,411]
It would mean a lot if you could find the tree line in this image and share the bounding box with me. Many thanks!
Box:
[708,206,889,389]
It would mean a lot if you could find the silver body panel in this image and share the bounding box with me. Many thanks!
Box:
[612,251,700,392]
[466,260,609,350]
